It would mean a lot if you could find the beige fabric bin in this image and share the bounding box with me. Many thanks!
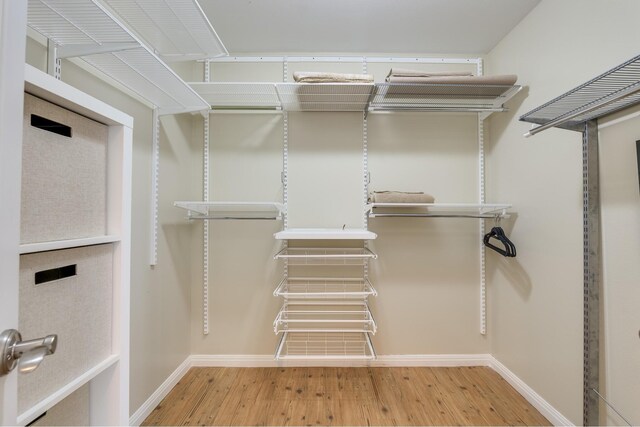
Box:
[21,93,108,244]
[18,244,113,413]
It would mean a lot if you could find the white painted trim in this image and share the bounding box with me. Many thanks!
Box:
[19,235,120,254]
[489,358,574,426]
[190,353,493,368]
[17,355,120,426]
[129,357,192,427]
[24,64,134,127]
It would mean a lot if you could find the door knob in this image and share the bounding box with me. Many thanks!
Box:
[0,329,57,376]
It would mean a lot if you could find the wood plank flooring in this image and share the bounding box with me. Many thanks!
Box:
[142,367,550,426]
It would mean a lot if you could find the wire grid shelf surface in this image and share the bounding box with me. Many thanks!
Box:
[27,0,209,113]
[100,0,227,60]
[276,83,374,112]
[274,247,377,265]
[174,201,284,220]
[367,202,511,218]
[190,82,281,109]
[275,332,375,360]
[369,83,521,111]
[520,54,640,129]
[274,277,377,299]
[274,302,377,334]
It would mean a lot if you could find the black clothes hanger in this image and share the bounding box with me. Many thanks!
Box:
[483,226,516,257]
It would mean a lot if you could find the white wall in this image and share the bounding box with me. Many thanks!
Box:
[25,37,199,415]
[486,0,640,424]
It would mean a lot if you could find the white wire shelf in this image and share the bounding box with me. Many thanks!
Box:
[367,203,511,218]
[189,82,281,110]
[273,302,377,334]
[275,332,376,361]
[520,54,640,135]
[277,83,374,112]
[174,201,285,220]
[99,0,227,61]
[369,83,521,116]
[275,228,377,240]
[274,277,377,299]
[274,247,377,265]
[27,0,209,115]
[187,82,520,116]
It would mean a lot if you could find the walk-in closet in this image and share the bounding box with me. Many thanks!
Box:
[1,1,639,426]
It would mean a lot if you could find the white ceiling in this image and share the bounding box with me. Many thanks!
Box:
[198,0,541,55]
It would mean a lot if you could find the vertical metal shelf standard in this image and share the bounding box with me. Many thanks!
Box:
[520,53,640,427]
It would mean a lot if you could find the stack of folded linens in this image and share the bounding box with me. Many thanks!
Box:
[293,72,374,83]
[385,68,517,85]
[369,191,435,203]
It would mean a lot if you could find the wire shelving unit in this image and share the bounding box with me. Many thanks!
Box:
[519,54,640,426]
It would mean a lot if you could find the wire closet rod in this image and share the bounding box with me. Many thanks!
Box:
[370,213,508,219]
[591,389,632,426]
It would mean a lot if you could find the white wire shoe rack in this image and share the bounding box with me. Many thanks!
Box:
[273,238,378,361]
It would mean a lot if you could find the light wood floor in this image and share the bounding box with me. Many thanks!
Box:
[142,367,550,426]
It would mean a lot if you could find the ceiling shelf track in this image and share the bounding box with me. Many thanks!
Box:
[520,54,640,136]
[27,0,214,115]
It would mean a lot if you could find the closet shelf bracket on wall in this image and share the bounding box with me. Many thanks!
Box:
[174,201,285,220]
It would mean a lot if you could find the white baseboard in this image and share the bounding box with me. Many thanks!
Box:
[190,353,493,368]
[489,358,574,426]
[131,354,571,427]
[129,357,191,427]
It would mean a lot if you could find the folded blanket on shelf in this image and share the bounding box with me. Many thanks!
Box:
[386,68,473,80]
[293,71,374,83]
[386,74,518,85]
[369,191,435,204]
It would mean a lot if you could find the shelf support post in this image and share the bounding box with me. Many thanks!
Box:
[202,61,211,335]
[583,120,600,426]
[149,108,160,266]
[477,59,487,335]
[47,39,61,80]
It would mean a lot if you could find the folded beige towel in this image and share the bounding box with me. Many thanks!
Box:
[293,71,374,83]
[386,74,518,85]
[370,191,435,204]
[386,68,473,80]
